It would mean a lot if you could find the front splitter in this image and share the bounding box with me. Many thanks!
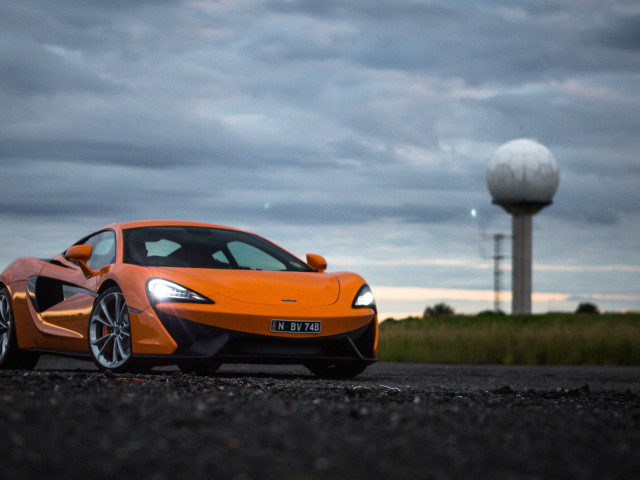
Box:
[145,310,377,365]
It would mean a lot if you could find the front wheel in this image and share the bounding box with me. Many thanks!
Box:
[305,362,369,379]
[0,287,39,370]
[88,287,132,372]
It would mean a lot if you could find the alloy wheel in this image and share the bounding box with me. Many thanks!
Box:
[89,290,132,370]
[0,293,11,363]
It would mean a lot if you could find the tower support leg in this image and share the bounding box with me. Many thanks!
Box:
[512,214,532,314]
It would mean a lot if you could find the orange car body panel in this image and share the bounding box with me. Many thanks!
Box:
[0,220,378,362]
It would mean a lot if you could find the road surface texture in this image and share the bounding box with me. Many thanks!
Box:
[1,359,639,479]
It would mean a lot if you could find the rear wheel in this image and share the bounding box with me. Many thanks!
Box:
[305,362,369,379]
[0,287,39,369]
[88,287,132,372]
[177,359,221,376]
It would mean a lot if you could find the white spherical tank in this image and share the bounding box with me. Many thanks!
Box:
[486,138,559,204]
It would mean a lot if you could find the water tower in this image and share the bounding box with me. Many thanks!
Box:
[486,138,559,314]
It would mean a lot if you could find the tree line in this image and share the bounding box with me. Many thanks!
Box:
[420,302,600,318]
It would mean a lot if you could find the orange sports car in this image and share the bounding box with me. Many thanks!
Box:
[0,220,378,378]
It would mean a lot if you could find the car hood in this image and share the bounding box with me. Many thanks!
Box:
[148,267,340,306]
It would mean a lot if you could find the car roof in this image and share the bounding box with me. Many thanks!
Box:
[103,220,240,232]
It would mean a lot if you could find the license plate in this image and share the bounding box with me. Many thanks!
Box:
[270,319,321,334]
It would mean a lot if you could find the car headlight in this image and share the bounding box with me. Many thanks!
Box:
[352,284,376,311]
[147,278,213,304]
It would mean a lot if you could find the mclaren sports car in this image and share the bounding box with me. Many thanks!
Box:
[0,220,378,378]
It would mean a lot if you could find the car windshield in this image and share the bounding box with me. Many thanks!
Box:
[122,226,313,272]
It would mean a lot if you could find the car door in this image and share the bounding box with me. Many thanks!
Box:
[33,230,116,352]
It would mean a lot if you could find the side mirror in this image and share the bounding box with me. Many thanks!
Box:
[66,244,92,263]
[306,253,327,273]
[65,244,95,277]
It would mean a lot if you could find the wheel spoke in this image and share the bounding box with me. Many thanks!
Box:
[92,314,112,328]
[117,304,128,326]
[115,337,127,361]
[91,332,112,346]
[0,295,10,362]
[97,333,116,356]
[114,294,121,323]
[111,338,119,364]
[0,298,8,326]
[99,301,114,327]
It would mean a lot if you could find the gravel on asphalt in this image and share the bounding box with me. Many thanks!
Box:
[1,360,639,480]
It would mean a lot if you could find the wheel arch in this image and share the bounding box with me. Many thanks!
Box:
[98,279,120,295]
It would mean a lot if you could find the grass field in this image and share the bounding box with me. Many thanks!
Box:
[378,313,640,365]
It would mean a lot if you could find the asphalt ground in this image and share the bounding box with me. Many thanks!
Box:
[1,359,639,479]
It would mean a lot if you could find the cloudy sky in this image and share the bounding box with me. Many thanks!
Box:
[1,0,639,317]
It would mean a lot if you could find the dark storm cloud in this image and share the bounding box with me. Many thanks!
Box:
[560,208,619,226]
[488,90,640,144]
[0,139,203,168]
[264,0,455,19]
[265,0,640,83]
[594,13,640,51]
[225,202,462,226]
[0,159,214,222]
[0,131,290,169]
[0,39,120,97]
[0,0,177,49]
[0,199,127,219]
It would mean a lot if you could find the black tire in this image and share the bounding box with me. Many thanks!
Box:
[305,362,369,379]
[88,287,133,373]
[0,287,39,370]
[127,359,154,374]
[177,359,221,376]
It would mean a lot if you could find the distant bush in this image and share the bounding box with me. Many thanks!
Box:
[477,309,506,316]
[423,303,454,318]
[576,302,599,314]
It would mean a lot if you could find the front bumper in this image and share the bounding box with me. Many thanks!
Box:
[151,310,377,365]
